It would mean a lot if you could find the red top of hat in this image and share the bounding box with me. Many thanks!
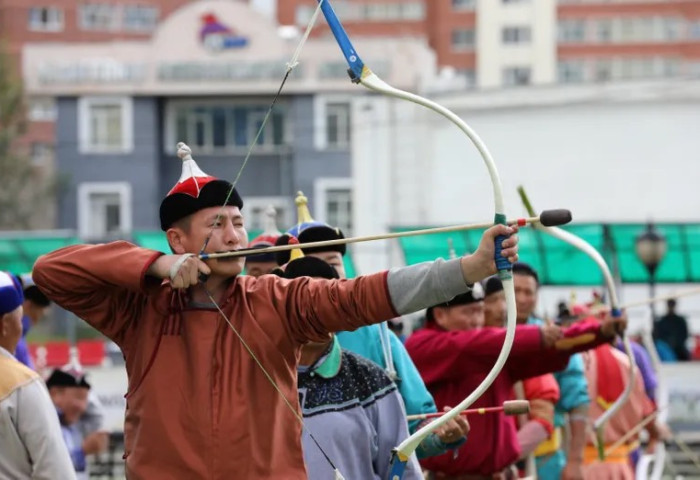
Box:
[167,143,218,198]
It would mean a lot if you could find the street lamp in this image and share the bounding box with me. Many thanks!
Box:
[635,222,667,323]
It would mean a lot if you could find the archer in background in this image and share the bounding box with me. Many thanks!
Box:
[406,275,628,480]
[514,262,591,480]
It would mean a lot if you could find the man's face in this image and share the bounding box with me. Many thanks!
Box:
[24,301,50,326]
[483,291,507,328]
[50,387,89,425]
[245,261,278,278]
[514,274,538,324]
[167,206,249,279]
[305,251,346,279]
[0,306,23,353]
[433,302,485,331]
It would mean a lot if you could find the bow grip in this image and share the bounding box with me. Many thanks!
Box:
[611,307,624,337]
[494,213,511,274]
[388,450,407,480]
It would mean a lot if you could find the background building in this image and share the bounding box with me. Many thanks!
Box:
[20,0,436,241]
[280,0,700,88]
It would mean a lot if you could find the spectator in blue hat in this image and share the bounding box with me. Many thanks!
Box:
[0,271,75,479]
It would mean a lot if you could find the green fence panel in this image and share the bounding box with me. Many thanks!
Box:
[0,237,80,274]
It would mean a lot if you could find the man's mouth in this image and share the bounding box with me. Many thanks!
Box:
[214,250,243,262]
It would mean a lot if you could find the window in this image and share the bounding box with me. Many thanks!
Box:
[242,197,292,232]
[690,21,700,39]
[559,20,586,43]
[457,69,477,88]
[594,60,612,82]
[597,19,613,42]
[77,183,132,240]
[28,97,57,121]
[314,96,352,150]
[452,0,476,10]
[79,4,119,30]
[123,5,159,31]
[169,102,287,153]
[662,17,681,41]
[452,28,476,50]
[28,7,63,32]
[325,103,351,149]
[314,179,353,235]
[401,3,425,20]
[502,26,531,44]
[503,66,531,86]
[30,143,53,166]
[558,61,585,83]
[78,97,133,153]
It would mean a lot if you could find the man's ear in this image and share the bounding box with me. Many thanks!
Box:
[432,306,446,328]
[166,228,187,255]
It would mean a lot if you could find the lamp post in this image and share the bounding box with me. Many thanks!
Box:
[635,223,668,324]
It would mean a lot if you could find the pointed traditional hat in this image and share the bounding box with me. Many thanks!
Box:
[247,206,282,263]
[274,191,345,265]
[159,143,243,230]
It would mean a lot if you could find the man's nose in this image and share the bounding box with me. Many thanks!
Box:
[223,222,242,245]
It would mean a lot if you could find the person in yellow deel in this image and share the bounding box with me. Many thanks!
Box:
[0,271,75,479]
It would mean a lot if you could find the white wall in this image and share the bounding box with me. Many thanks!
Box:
[350,79,700,328]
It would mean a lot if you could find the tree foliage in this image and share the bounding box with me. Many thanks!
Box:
[0,43,60,230]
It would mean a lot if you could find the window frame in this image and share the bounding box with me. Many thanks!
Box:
[164,99,289,155]
[28,6,64,32]
[122,5,159,32]
[78,96,133,154]
[314,178,353,235]
[451,28,476,51]
[78,3,120,31]
[242,197,293,232]
[77,182,132,240]
[313,95,353,151]
[502,26,532,45]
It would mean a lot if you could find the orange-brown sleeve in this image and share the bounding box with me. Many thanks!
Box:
[271,272,398,343]
[32,241,163,345]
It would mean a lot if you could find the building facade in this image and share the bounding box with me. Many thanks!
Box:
[279,0,700,88]
[21,0,437,240]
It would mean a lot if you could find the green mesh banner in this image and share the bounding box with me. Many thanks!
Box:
[394,223,700,286]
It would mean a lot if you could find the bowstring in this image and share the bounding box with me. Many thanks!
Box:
[198,1,326,256]
[205,289,343,476]
[192,1,344,476]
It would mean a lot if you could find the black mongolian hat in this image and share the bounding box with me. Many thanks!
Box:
[276,256,340,281]
[426,282,485,321]
[159,143,243,231]
[45,367,91,389]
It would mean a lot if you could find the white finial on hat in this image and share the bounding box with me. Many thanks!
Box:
[176,142,208,182]
[263,205,281,236]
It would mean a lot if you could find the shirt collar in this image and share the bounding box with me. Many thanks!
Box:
[308,336,342,379]
[0,345,14,359]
